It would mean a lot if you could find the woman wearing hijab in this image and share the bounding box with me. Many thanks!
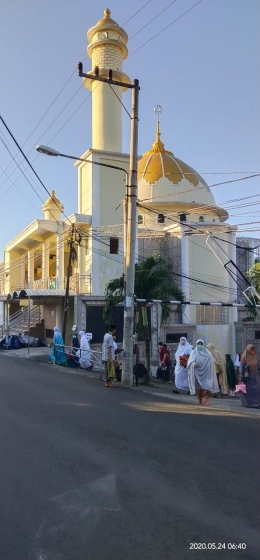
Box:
[78,331,93,370]
[239,344,260,408]
[50,326,66,365]
[234,353,241,382]
[207,343,229,397]
[225,354,237,396]
[187,339,219,405]
[173,337,193,393]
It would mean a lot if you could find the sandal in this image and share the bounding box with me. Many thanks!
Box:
[203,399,210,405]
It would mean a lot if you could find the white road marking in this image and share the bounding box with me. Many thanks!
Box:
[29,474,120,560]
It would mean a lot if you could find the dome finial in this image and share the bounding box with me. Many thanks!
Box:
[152,105,165,152]
[104,7,111,18]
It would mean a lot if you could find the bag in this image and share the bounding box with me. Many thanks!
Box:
[235,383,247,394]
[160,363,166,371]
[107,361,116,380]
[179,354,189,368]
[243,365,249,378]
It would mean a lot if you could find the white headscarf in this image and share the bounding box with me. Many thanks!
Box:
[175,337,193,359]
[187,339,219,395]
[78,330,85,338]
[54,326,60,334]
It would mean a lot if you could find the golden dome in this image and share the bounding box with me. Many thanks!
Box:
[138,123,229,221]
[138,122,208,189]
[44,190,63,209]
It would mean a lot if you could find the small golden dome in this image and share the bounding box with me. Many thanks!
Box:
[44,190,63,209]
[97,8,119,27]
[87,8,128,45]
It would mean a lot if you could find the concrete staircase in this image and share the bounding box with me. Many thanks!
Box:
[0,305,43,338]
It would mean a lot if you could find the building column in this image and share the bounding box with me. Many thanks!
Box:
[56,300,64,332]
[56,225,64,290]
[181,229,191,323]
[19,257,25,288]
[42,242,49,288]
[27,250,34,289]
[79,244,86,293]
[4,251,10,294]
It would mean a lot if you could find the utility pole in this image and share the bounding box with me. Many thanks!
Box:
[122,79,139,386]
[62,224,81,342]
[77,64,139,387]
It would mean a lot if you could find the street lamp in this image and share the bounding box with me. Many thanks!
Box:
[36,142,138,387]
[36,145,129,177]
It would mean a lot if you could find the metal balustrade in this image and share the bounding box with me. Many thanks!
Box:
[0,304,42,337]
[53,344,103,377]
[63,274,91,294]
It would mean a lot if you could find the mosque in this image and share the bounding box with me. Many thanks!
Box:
[0,9,258,357]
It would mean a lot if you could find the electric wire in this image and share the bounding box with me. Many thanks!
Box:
[128,0,178,41]
[122,0,154,26]
[128,0,204,58]
[107,83,132,119]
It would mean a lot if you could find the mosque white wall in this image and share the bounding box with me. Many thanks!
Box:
[77,151,129,296]
[186,228,236,356]
[79,163,92,215]
[196,325,233,357]
[187,230,234,303]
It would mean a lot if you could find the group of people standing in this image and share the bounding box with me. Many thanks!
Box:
[165,337,260,408]
[50,326,93,370]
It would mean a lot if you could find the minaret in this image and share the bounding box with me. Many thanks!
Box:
[84,8,130,152]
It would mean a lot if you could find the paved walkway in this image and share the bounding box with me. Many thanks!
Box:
[2,347,260,416]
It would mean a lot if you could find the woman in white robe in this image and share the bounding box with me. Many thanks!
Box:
[187,339,219,405]
[78,331,92,370]
[173,337,193,393]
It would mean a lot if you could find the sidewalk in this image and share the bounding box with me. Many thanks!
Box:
[0,347,51,360]
[2,348,260,417]
[138,378,260,417]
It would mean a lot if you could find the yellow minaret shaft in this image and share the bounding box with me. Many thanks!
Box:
[85,8,130,152]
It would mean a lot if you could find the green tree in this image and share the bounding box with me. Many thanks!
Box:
[246,260,260,320]
[103,254,186,382]
[247,261,260,292]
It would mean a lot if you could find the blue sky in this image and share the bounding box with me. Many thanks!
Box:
[1,0,260,258]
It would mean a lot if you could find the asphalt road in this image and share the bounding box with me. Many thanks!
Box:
[1,354,260,560]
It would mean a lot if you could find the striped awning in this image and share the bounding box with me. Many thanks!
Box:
[7,288,76,299]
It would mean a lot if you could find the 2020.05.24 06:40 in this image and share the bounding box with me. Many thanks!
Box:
[189,543,246,550]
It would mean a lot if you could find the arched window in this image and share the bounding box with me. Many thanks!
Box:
[179,213,186,222]
[157,213,165,224]
[199,215,204,222]
[138,214,144,225]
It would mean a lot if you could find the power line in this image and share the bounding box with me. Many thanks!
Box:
[0,116,75,232]
[20,69,77,150]
[122,0,154,26]
[137,201,252,253]
[128,0,178,41]
[0,133,45,204]
[107,83,131,119]
[139,173,260,204]
[0,164,42,213]
[128,0,204,58]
